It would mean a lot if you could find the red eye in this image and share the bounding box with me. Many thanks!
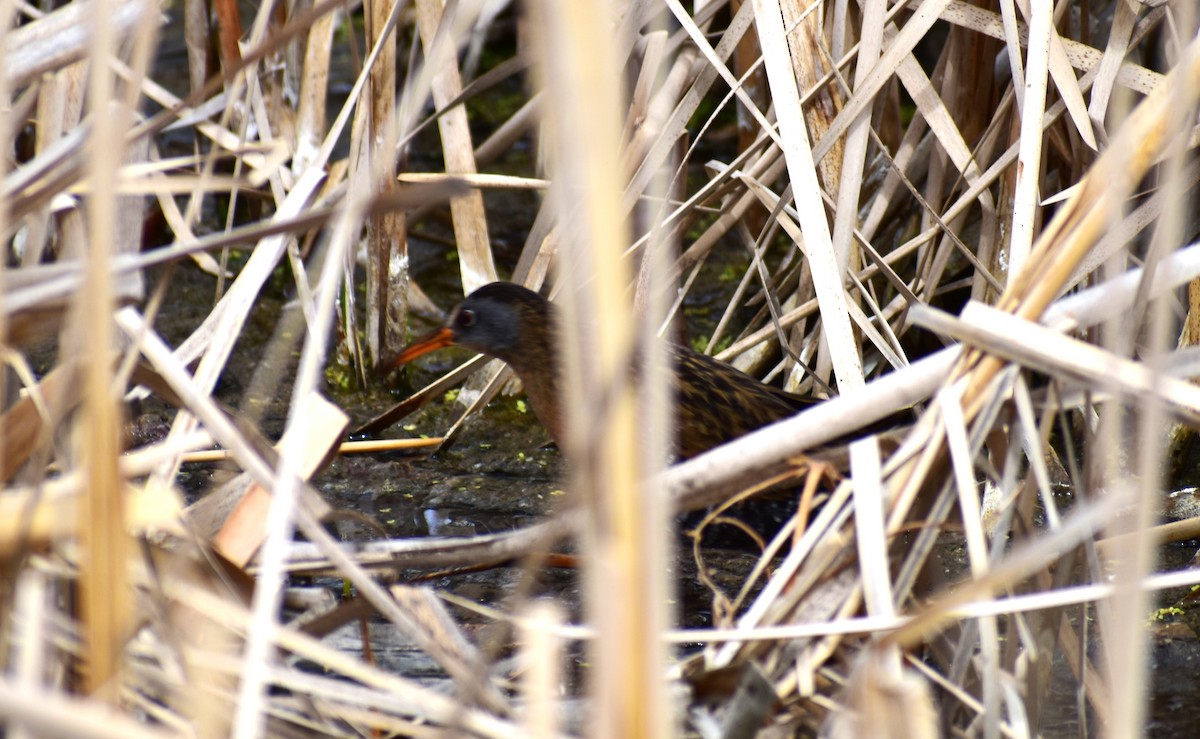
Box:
[456,309,476,328]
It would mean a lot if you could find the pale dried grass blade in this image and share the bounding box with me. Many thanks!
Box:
[851,436,894,618]
[780,0,845,196]
[74,0,157,693]
[1015,0,1097,149]
[293,6,336,175]
[12,567,49,739]
[23,61,85,266]
[998,0,1026,109]
[399,172,551,189]
[620,29,667,163]
[1086,0,1139,135]
[518,600,564,739]
[939,383,1002,736]
[1009,0,1053,276]
[182,0,207,94]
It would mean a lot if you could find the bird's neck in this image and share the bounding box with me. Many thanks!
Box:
[502,311,564,445]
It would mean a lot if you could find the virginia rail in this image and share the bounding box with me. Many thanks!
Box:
[388,282,820,459]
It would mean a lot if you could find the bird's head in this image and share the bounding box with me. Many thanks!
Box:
[385,282,553,372]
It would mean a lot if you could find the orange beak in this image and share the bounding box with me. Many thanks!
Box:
[382,327,457,375]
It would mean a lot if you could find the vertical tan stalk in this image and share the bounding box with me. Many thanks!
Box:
[1105,9,1197,735]
[632,8,677,737]
[780,0,843,196]
[182,0,209,95]
[364,0,405,368]
[1008,0,1053,277]
[532,0,670,735]
[414,0,496,292]
[519,600,565,739]
[80,0,130,698]
[294,8,335,174]
[0,0,10,519]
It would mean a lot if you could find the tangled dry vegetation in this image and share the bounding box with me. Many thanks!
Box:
[2,0,1200,736]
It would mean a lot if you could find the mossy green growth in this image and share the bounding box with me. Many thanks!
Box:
[324,363,357,392]
[1150,605,1186,623]
[689,334,732,354]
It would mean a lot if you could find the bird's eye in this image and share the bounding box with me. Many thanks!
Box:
[456,309,476,328]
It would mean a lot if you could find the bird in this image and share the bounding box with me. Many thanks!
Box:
[386,282,821,460]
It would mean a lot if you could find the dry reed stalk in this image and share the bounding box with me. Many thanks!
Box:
[362,0,402,372]
[533,0,670,735]
[414,0,497,293]
[518,599,565,738]
[1008,0,1053,277]
[74,0,159,697]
